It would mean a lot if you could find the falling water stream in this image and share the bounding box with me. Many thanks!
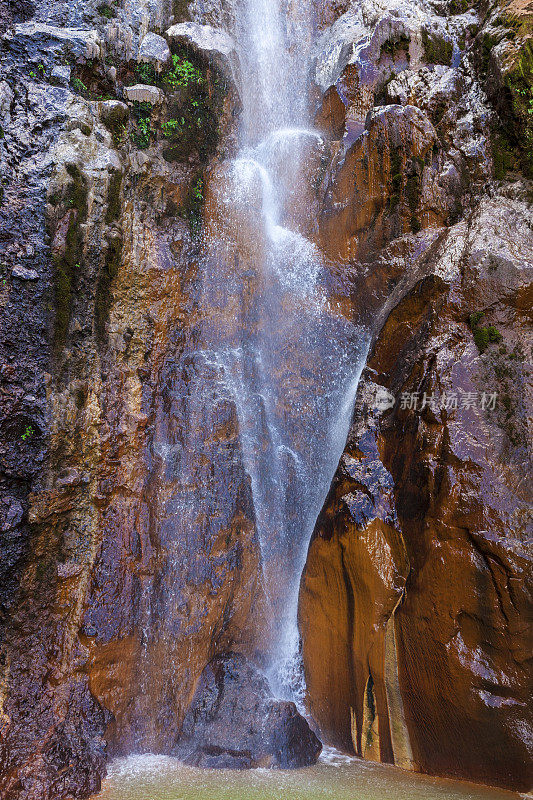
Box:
[197,0,369,701]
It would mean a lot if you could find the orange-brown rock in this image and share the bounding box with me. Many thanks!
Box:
[300,194,533,792]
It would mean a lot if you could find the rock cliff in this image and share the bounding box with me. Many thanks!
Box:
[300,0,533,792]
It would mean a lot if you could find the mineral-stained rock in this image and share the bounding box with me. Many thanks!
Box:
[301,193,533,792]
[0,0,532,796]
[174,652,322,769]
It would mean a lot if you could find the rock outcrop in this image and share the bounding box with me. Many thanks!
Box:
[175,652,322,769]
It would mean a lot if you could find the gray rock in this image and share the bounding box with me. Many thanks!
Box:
[50,64,71,88]
[174,652,322,769]
[11,266,39,281]
[0,81,14,123]
[99,99,129,128]
[123,84,164,105]
[1,499,24,532]
[65,100,94,136]
[138,32,171,72]
[8,22,102,61]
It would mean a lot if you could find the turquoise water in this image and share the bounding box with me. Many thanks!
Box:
[94,750,520,800]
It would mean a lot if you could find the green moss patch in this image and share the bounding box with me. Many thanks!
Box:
[380,34,410,61]
[422,28,453,66]
[469,311,503,352]
[53,165,88,353]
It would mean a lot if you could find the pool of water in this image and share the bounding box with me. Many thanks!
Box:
[94,748,522,800]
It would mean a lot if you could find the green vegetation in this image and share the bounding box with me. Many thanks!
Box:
[161,117,184,138]
[491,131,517,178]
[180,175,205,237]
[130,101,153,149]
[112,123,128,148]
[380,34,410,61]
[135,61,158,85]
[449,0,471,14]
[97,3,117,17]
[161,50,224,161]
[71,77,88,95]
[21,424,34,441]
[422,28,453,66]
[469,312,503,352]
[504,40,533,175]
[163,53,203,90]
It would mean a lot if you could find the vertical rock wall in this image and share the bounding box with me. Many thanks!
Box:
[300,0,533,792]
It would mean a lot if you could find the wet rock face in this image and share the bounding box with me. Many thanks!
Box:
[299,0,533,792]
[0,0,263,796]
[175,653,322,769]
[300,196,533,791]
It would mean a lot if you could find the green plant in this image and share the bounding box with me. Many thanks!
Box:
[71,77,88,95]
[21,424,34,441]
[135,61,158,85]
[161,117,184,138]
[130,101,153,149]
[97,3,116,17]
[486,325,503,343]
[163,53,202,90]
[469,312,503,352]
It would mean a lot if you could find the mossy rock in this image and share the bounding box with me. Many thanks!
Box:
[380,34,410,61]
[491,131,518,178]
[422,28,453,66]
[53,165,88,352]
[503,38,533,176]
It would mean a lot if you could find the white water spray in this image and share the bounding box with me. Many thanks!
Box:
[197,0,369,704]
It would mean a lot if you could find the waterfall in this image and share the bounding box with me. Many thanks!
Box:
[177,0,369,704]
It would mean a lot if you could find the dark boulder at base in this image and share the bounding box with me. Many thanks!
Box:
[174,652,322,769]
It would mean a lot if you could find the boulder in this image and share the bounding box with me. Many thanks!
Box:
[50,64,71,88]
[11,266,38,280]
[138,32,171,72]
[8,22,102,60]
[174,652,322,769]
[123,84,164,105]
[99,99,129,128]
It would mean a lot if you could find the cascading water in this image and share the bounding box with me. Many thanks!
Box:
[192,0,369,703]
[151,0,368,716]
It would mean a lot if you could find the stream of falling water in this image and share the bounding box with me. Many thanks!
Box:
[197,0,369,702]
